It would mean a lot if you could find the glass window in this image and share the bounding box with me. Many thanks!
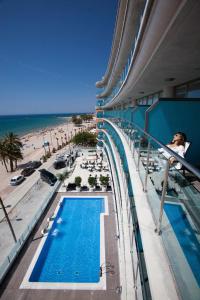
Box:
[175,85,187,98]
[187,80,200,98]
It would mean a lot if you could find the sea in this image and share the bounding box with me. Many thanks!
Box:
[0,113,78,139]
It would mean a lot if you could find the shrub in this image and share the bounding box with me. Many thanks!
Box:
[46,152,51,158]
[99,175,109,187]
[42,155,47,162]
[88,176,97,187]
[75,176,82,187]
[57,171,69,182]
[52,147,56,153]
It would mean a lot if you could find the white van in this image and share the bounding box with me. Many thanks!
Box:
[10,175,24,186]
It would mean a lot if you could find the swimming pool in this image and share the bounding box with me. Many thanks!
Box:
[164,203,200,286]
[21,196,108,290]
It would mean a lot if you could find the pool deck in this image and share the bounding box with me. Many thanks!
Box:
[0,192,121,300]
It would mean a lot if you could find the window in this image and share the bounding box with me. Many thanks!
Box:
[188,80,200,98]
[175,85,187,98]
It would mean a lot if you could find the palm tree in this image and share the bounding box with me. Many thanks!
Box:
[56,137,59,149]
[64,133,67,144]
[4,132,23,172]
[0,140,9,172]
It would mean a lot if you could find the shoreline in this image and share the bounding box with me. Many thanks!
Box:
[0,120,76,200]
[0,117,95,201]
[19,117,72,140]
[0,116,72,140]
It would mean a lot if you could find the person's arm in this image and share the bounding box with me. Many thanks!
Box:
[169,146,185,165]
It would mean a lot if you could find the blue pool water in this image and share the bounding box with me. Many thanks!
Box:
[29,197,104,283]
[164,203,200,286]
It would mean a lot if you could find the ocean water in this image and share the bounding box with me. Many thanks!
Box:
[0,114,75,138]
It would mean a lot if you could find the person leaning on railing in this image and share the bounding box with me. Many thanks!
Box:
[158,132,187,170]
[151,132,187,192]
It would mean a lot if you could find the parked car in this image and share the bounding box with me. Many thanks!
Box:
[53,160,66,169]
[30,160,42,169]
[10,175,24,186]
[21,167,35,177]
[56,154,66,161]
[39,169,57,186]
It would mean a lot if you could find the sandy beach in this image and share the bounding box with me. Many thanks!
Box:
[0,120,93,200]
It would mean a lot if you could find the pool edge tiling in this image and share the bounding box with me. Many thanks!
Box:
[20,196,109,290]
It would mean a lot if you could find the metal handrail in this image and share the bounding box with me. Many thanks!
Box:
[105,116,200,180]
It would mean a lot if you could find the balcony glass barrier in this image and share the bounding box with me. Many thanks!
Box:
[101,117,200,300]
[96,1,148,106]
[102,133,151,299]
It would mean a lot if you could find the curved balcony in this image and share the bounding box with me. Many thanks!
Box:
[96,0,149,103]
[96,0,150,103]
[97,1,200,108]
[100,118,200,300]
[101,132,147,299]
[95,0,128,88]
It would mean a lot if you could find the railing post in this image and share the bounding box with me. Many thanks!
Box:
[143,140,151,192]
[156,160,170,234]
[136,138,141,171]
[132,131,136,157]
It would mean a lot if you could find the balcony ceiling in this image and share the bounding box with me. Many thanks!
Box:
[107,0,200,107]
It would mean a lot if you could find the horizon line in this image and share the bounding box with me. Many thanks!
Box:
[0,112,94,117]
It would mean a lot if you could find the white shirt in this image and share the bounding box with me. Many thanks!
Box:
[158,145,185,169]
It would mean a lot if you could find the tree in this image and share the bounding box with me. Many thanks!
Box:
[72,115,77,124]
[80,114,93,122]
[4,132,23,172]
[72,131,97,147]
[0,140,9,172]
[57,171,69,186]
[74,118,82,126]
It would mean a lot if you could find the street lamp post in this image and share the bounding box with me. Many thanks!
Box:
[56,137,59,149]
[49,129,53,149]
[0,197,17,243]
[43,144,47,155]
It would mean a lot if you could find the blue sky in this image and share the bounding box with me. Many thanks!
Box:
[0,0,117,115]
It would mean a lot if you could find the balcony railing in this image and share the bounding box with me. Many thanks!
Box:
[101,117,200,300]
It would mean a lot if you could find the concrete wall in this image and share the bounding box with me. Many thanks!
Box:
[133,105,148,129]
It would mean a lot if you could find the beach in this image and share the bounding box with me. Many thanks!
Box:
[0,120,92,200]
